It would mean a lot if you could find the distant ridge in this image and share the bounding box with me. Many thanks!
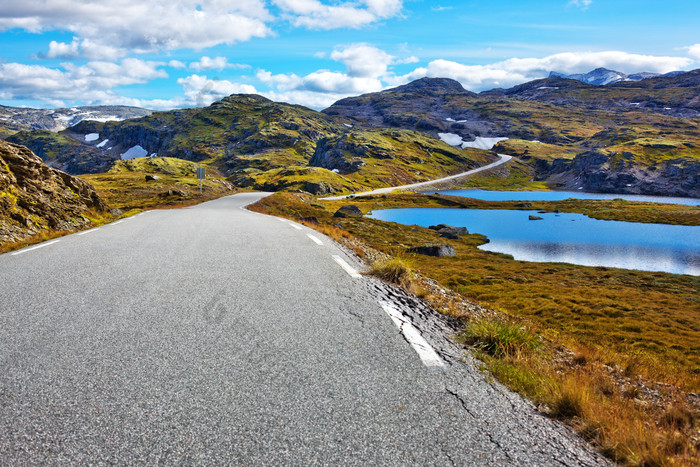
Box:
[0,105,152,132]
[548,67,682,86]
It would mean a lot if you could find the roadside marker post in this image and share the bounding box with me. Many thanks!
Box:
[197,167,205,194]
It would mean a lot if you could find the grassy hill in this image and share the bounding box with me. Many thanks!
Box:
[6,94,494,195]
[324,75,700,196]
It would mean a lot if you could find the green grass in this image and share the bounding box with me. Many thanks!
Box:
[458,317,541,359]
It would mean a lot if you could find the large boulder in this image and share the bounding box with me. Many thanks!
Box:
[305,181,331,195]
[428,224,469,239]
[409,243,456,257]
[333,205,363,218]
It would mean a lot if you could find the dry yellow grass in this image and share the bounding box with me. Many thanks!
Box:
[250,191,700,466]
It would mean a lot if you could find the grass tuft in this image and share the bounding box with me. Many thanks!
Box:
[551,377,589,419]
[369,256,416,291]
[459,316,541,359]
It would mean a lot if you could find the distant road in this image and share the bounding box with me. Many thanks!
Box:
[0,193,607,465]
[323,153,512,200]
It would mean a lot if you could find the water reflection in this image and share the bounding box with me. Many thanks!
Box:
[427,189,700,206]
[368,208,700,276]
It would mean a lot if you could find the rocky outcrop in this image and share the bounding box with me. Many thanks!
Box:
[6,130,116,174]
[409,243,456,257]
[333,205,363,218]
[428,224,469,239]
[536,151,700,197]
[310,135,371,173]
[0,141,107,244]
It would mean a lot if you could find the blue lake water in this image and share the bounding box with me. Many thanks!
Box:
[368,208,700,276]
[427,189,700,206]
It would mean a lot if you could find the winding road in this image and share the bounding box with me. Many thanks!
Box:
[323,154,512,200]
[0,193,608,465]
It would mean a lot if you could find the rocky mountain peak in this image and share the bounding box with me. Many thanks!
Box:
[392,77,470,95]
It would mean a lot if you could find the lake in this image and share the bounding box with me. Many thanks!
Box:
[368,208,700,276]
[427,189,700,206]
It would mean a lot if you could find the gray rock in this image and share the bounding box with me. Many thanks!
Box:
[145,174,162,181]
[529,215,544,221]
[409,243,456,257]
[428,224,468,239]
[299,216,319,225]
[305,181,331,195]
[160,189,187,197]
[333,205,362,218]
[110,208,123,216]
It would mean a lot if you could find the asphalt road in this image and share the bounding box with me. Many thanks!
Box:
[322,154,512,200]
[0,193,609,465]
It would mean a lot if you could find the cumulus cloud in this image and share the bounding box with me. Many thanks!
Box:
[189,56,231,71]
[258,68,382,95]
[330,44,395,77]
[262,89,353,110]
[0,59,167,105]
[41,37,126,61]
[387,51,694,92]
[686,44,700,59]
[254,43,403,108]
[0,1,272,53]
[177,74,258,107]
[44,37,80,59]
[168,60,187,69]
[274,0,402,29]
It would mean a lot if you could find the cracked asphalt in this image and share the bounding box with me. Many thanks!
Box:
[0,193,610,465]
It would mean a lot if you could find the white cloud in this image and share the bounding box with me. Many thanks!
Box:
[569,0,592,9]
[258,68,382,95]
[0,59,168,105]
[177,74,258,107]
[274,0,402,29]
[168,60,187,69]
[189,56,231,71]
[396,56,419,65]
[388,51,694,92]
[262,89,350,109]
[44,37,80,59]
[41,37,126,61]
[330,44,394,77]
[686,44,700,60]
[0,1,272,52]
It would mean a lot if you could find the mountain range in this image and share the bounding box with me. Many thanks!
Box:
[1,68,699,197]
[0,105,152,133]
[548,67,683,86]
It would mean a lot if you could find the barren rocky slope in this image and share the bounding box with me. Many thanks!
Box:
[0,141,107,244]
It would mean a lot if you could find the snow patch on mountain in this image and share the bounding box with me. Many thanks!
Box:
[121,145,148,160]
[461,137,508,150]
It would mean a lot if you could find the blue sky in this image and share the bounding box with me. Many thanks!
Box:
[0,0,698,110]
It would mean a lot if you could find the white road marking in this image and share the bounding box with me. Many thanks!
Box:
[112,220,123,225]
[277,218,288,223]
[332,255,362,278]
[307,234,323,245]
[380,301,445,368]
[290,224,302,230]
[11,240,61,256]
[77,228,100,236]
